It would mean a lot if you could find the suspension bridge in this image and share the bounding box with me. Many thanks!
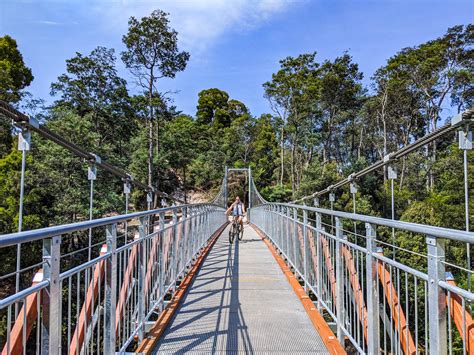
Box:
[0,100,473,354]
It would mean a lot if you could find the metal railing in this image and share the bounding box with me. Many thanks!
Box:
[252,203,474,354]
[0,203,226,354]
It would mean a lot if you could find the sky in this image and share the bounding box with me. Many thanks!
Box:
[0,0,473,118]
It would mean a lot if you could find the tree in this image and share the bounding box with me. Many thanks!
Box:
[0,35,34,157]
[263,52,320,191]
[196,88,230,126]
[0,35,33,104]
[383,25,473,189]
[121,10,190,204]
[318,53,364,164]
[250,114,279,186]
[195,88,248,129]
[50,46,135,162]
[162,115,198,203]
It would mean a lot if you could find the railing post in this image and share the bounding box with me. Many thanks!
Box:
[104,223,117,354]
[224,166,228,208]
[271,204,275,241]
[276,205,280,246]
[187,208,193,263]
[248,167,252,223]
[172,209,178,292]
[137,217,146,341]
[41,235,61,355]
[315,212,323,311]
[284,207,290,257]
[181,207,188,270]
[293,208,297,265]
[426,236,447,354]
[159,212,165,308]
[335,217,344,343]
[303,209,308,292]
[365,223,380,354]
[265,204,269,234]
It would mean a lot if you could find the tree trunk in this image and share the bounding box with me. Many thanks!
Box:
[280,126,284,186]
[183,166,187,204]
[148,74,157,208]
[291,138,296,197]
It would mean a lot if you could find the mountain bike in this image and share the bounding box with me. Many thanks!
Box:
[229,215,244,243]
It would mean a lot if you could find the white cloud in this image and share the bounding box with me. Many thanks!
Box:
[93,0,293,53]
[37,20,79,26]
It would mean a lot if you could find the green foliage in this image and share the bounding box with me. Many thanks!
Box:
[121,10,190,195]
[297,160,340,198]
[121,10,190,81]
[0,145,45,234]
[50,46,135,161]
[31,110,123,224]
[0,35,33,103]
[260,185,293,202]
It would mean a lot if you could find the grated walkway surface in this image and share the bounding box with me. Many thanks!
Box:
[152,224,329,354]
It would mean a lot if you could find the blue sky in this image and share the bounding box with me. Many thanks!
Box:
[1,0,473,118]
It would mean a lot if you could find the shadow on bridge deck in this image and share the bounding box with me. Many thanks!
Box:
[152,225,330,354]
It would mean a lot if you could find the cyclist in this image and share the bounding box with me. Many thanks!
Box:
[226,196,246,230]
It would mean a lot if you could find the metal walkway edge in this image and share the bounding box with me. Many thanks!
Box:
[152,225,330,354]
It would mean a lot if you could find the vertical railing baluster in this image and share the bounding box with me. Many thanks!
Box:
[172,209,178,293]
[159,212,165,310]
[137,217,146,341]
[42,235,61,355]
[426,235,447,353]
[316,211,323,311]
[286,207,290,257]
[366,223,380,354]
[104,224,117,354]
[303,209,308,291]
[182,207,187,272]
[335,217,344,344]
[293,208,297,268]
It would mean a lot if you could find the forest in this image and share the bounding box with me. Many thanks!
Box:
[1,12,472,225]
[0,7,473,352]
[0,12,473,269]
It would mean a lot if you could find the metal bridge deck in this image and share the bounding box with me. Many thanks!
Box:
[152,224,329,354]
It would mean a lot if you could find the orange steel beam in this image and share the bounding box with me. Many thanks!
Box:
[144,225,161,308]
[341,245,369,343]
[320,235,337,302]
[376,253,416,355]
[301,226,369,345]
[69,245,107,355]
[253,224,346,355]
[115,242,138,334]
[135,223,228,354]
[300,225,417,353]
[1,269,43,355]
[447,278,474,353]
[307,228,319,284]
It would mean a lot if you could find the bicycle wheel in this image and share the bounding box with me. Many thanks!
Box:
[229,223,235,244]
[238,223,244,240]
